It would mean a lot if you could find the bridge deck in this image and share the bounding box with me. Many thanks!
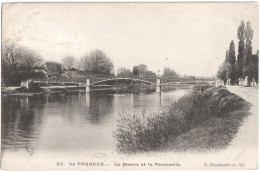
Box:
[34,77,214,86]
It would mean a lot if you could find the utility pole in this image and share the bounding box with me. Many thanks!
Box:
[165,58,168,77]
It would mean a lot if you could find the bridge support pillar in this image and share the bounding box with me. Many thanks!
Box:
[156,78,161,93]
[86,79,91,93]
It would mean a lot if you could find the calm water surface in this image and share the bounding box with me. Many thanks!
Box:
[1,88,188,157]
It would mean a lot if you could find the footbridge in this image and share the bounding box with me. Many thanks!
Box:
[86,77,163,92]
[85,77,211,93]
[35,76,213,93]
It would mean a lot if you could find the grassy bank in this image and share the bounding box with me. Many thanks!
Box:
[114,87,250,154]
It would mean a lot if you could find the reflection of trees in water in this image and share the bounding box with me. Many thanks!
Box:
[132,91,162,114]
[44,93,67,104]
[1,90,161,154]
[1,95,45,153]
[42,92,115,124]
[45,93,79,123]
[86,91,114,123]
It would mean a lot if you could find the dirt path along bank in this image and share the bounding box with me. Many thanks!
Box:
[225,86,258,168]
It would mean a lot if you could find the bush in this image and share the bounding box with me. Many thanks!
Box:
[173,91,213,131]
[114,111,167,153]
[114,87,247,154]
[205,88,244,117]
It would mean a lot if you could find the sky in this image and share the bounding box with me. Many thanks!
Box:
[2,2,259,77]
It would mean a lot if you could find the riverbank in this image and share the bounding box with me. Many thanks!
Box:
[1,86,86,96]
[114,86,251,153]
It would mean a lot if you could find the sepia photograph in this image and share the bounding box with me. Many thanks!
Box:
[1,2,259,170]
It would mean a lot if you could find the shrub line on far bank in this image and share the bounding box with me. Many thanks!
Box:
[114,86,250,154]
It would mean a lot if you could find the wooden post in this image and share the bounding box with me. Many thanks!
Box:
[156,78,161,93]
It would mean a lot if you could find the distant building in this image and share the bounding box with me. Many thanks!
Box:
[45,61,63,76]
[33,68,47,73]
[62,68,79,78]
[139,71,157,78]
[33,68,50,75]
[32,68,52,80]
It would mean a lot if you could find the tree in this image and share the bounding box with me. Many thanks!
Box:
[246,52,258,83]
[143,70,157,77]
[74,59,82,70]
[162,67,178,78]
[227,40,236,83]
[137,64,147,73]
[2,43,19,86]
[221,41,237,84]
[2,42,44,86]
[245,21,254,57]
[237,20,245,79]
[225,50,229,62]
[18,47,43,69]
[217,62,228,84]
[252,51,259,83]
[80,50,114,75]
[133,66,139,76]
[228,40,236,65]
[2,42,21,69]
[217,20,257,85]
[19,47,43,79]
[117,67,125,75]
[225,62,232,82]
[224,51,232,82]
[243,21,254,78]
[136,64,148,77]
[62,55,75,70]
[117,67,132,77]
[217,61,233,84]
[135,64,157,77]
[234,62,241,82]
[237,20,245,41]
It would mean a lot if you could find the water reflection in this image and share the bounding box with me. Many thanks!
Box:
[85,93,90,108]
[86,92,114,123]
[1,88,188,155]
[1,95,45,152]
[158,92,162,114]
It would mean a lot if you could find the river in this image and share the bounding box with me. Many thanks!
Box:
[1,88,189,161]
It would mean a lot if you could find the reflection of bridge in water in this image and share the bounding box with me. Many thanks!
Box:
[38,77,214,93]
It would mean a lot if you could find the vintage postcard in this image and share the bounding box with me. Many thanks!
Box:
[1,2,258,170]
